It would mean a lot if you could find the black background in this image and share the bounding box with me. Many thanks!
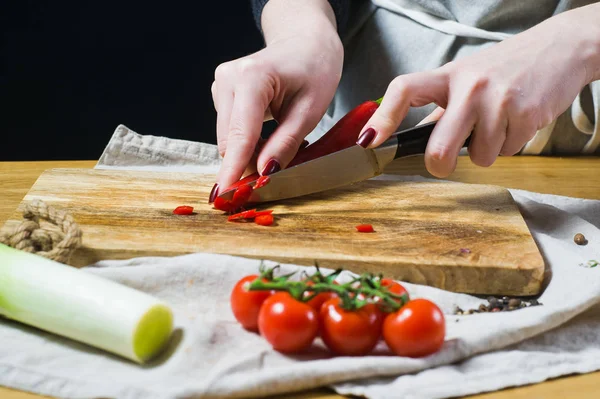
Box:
[1,2,268,161]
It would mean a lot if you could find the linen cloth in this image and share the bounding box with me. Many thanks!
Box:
[1,124,599,399]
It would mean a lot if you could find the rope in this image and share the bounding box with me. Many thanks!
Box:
[0,199,82,264]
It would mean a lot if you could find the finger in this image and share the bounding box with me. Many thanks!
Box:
[215,84,234,158]
[467,105,507,167]
[357,70,449,148]
[417,106,445,125]
[499,120,537,156]
[256,96,324,175]
[216,86,268,191]
[424,97,477,178]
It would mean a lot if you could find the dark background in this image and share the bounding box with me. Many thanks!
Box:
[1,2,269,161]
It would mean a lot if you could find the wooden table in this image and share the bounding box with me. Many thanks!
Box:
[2,158,600,399]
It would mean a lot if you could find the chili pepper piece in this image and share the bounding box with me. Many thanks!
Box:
[355,224,375,233]
[231,184,253,208]
[255,214,274,226]
[228,209,258,221]
[254,175,271,189]
[173,205,194,215]
[254,210,274,217]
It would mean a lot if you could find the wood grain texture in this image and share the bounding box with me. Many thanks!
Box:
[2,167,544,296]
[2,157,600,399]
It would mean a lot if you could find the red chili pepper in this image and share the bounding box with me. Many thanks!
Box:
[287,98,382,168]
[255,214,274,226]
[355,224,375,233]
[173,205,194,215]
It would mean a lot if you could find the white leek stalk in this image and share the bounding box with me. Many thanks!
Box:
[0,243,174,363]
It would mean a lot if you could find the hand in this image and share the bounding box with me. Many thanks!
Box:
[356,3,600,178]
[210,0,343,199]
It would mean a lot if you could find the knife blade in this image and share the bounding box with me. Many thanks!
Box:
[216,121,471,203]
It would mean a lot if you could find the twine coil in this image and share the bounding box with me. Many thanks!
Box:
[0,199,82,264]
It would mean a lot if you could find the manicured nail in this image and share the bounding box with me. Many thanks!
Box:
[208,183,219,203]
[261,158,281,176]
[356,128,376,148]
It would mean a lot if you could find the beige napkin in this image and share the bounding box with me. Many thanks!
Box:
[1,124,599,399]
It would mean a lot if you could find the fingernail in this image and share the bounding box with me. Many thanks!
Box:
[356,128,376,148]
[261,158,281,176]
[208,183,219,203]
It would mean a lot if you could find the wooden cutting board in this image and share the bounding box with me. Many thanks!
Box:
[1,168,545,296]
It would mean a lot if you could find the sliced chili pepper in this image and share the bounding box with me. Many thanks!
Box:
[228,209,257,221]
[214,183,255,213]
[254,175,271,189]
[255,214,274,226]
[231,184,253,208]
[355,224,375,233]
[213,196,237,213]
[254,210,273,217]
[173,205,194,215]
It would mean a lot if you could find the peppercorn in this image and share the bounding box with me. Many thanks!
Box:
[508,298,521,308]
[574,233,587,245]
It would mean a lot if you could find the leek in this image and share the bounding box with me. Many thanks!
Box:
[0,243,174,363]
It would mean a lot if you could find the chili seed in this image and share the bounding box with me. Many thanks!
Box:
[574,233,587,245]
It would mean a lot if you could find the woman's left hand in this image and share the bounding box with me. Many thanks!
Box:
[357,3,600,178]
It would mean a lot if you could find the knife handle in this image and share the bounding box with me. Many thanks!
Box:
[393,121,471,159]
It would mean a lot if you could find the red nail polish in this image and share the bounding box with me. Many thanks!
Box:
[356,128,376,148]
[208,183,219,203]
[261,159,281,176]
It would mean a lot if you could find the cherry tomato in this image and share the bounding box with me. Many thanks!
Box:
[319,298,383,356]
[303,280,339,312]
[230,275,273,331]
[381,278,410,302]
[258,292,319,353]
[383,298,446,358]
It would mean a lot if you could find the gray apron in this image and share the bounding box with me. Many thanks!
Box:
[310,0,600,155]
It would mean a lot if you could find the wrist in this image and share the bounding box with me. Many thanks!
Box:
[261,0,342,52]
[552,3,600,83]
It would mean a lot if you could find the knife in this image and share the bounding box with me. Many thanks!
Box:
[216,121,471,203]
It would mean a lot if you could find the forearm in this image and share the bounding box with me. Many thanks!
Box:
[260,0,341,49]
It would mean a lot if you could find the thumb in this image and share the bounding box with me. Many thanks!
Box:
[356,70,449,149]
[417,106,445,125]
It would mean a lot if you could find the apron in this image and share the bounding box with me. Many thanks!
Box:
[310,0,600,155]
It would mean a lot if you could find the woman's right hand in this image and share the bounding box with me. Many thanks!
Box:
[210,0,343,201]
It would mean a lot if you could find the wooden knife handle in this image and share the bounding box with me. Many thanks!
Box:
[393,121,472,159]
